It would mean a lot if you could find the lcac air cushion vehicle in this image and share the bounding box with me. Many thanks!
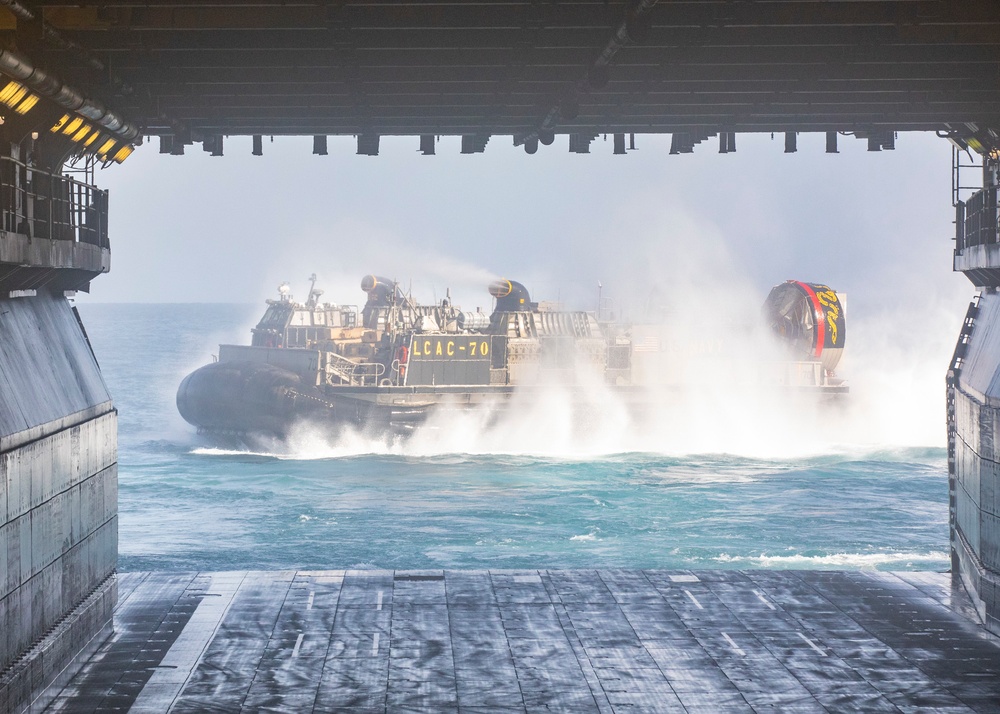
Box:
[176,275,847,438]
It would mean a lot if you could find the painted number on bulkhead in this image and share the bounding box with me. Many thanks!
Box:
[411,338,489,358]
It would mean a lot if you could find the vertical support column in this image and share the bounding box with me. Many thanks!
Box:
[950,154,1000,633]
[0,289,118,713]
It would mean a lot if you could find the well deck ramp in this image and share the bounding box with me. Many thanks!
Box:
[42,569,1000,713]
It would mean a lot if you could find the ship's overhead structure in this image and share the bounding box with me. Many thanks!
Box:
[0,2,998,710]
[176,274,847,438]
[0,1,992,151]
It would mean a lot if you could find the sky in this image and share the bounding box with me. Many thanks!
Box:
[82,130,970,318]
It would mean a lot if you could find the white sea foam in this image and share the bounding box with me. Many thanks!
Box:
[190,447,258,457]
[712,551,950,569]
[209,292,965,462]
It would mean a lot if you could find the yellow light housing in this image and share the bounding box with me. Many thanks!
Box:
[0,81,27,108]
[61,116,84,136]
[13,93,38,115]
[97,138,116,155]
[83,130,102,147]
[51,114,71,133]
[71,123,92,142]
[112,144,134,163]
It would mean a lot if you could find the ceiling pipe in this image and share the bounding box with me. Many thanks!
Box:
[517,0,658,147]
[0,46,140,141]
[0,0,34,21]
[0,0,188,139]
[0,0,108,74]
[591,0,658,78]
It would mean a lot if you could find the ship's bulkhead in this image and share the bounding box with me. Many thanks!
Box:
[404,334,502,386]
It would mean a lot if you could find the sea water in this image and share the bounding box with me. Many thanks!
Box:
[76,303,950,573]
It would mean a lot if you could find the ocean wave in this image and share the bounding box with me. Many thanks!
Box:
[712,551,950,569]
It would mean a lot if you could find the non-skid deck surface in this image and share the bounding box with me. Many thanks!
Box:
[45,570,1000,713]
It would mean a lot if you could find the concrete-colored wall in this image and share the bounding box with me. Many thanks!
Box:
[0,290,117,714]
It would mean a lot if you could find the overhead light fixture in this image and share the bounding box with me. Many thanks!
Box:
[13,93,38,115]
[252,134,263,156]
[419,134,435,155]
[96,138,116,156]
[613,133,626,155]
[30,131,38,140]
[0,81,27,109]
[83,130,101,148]
[71,124,92,142]
[112,145,134,163]
[784,132,797,153]
[312,135,328,155]
[50,114,70,133]
[523,137,538,155]
[61,117,84,136]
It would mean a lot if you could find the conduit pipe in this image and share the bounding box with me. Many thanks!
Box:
[516,0,658,147]
[0,46,140,141]
[0,0,107,72]
[0,0,34,21]
[589,0,658,87]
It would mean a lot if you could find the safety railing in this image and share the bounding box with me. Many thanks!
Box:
[0,155,108,248]
[957,185,999,253]
[325,352,386,387]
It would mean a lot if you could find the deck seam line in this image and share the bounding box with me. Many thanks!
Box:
[443,571,463,710]
[239,571,296,711]
[490,569,528,713]
[599,569,685,705]
[161,570,247,714]
[309,571,346,714]
[549,576,613,714]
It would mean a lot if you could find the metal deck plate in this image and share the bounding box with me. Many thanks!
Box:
[44,570,1000,713]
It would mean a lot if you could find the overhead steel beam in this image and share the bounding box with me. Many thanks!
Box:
[6,0,996,143]
[29,0,1000,30]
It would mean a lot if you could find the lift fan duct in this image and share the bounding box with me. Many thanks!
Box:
[763,280,846,372]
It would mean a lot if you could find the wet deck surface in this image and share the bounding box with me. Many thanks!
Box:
[45,569,1000,713]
